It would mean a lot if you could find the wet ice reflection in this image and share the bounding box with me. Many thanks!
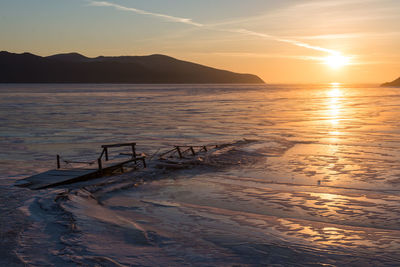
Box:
[83,175,400,265]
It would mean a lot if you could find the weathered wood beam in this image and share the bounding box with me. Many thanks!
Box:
[101,143,136,148]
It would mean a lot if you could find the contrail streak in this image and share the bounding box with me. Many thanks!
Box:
[88,1,203,27]
[232,29,339,55]
[88,1,340,55]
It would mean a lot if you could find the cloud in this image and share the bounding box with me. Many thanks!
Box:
[294,0,382,9]
[88,1,341,56]
[88,1,203,27]
[291,32,400,40]
[197,52,324,61]
[232,29,339,55]
[208,0,387,28]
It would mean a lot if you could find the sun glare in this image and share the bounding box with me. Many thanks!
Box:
[328,88,342,98]
[324,54,350,69]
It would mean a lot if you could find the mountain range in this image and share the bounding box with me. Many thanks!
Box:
[0,51,264,84]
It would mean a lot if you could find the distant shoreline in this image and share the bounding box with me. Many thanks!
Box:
[381,77,400,87]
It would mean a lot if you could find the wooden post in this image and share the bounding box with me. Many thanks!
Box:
[176,146,183,158]
[132,144,136,158]
[142,158,147,168]
[98,158,102,172]
[190,146,196,155]
[105,148,109,161]
[57,155,61,169]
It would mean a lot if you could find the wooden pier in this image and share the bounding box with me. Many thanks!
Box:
[158,145,222,161]
[16,142,223,190]
[16,142,146,190]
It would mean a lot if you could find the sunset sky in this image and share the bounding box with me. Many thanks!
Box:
[1,0,399,83]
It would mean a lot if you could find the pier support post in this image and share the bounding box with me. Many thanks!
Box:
[132,145,136,158]
[98,158,102,172]
[142,158,147,168]
[57,155,61,169]
[176,146,183,158]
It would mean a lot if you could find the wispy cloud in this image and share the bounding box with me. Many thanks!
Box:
[88,1,203,27]
[291,31,400,40]
[294,0,383,9]
[208,0,388,28]
[231,29,339,55]
[204,52,364,66]
[197,52,324,61]
[88,0,341,56]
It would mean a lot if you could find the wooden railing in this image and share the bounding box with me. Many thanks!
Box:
[159,145,216,159]
[57,142,146,171]
[99,142,137,162]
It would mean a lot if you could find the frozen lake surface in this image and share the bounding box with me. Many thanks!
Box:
[1,83,400,266]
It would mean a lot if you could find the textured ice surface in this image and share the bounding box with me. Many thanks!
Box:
[1,84,400,266]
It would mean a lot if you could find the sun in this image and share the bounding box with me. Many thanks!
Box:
[324,54,350,69]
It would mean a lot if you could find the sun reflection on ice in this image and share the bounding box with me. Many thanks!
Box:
[328,88,343,98]
[326,83,343,143]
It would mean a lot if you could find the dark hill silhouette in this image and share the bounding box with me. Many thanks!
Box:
[0,51,264,84]
[381,77,400,87]
[46,52,89,62]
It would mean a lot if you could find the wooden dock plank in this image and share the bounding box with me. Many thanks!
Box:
[17,169,99,190]
[28,169,97,179]
[43,169,97,176]
[17,158,144,190]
